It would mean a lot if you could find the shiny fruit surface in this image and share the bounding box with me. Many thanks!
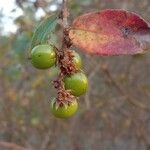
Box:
[31,44,56,69]
[64,72,88,96]
[50,99,78,118]
[72,51,82,70]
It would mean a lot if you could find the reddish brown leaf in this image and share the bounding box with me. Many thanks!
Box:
[69,9,150,56]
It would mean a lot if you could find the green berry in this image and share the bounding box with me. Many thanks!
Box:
[50,99,78,118]
[64,72,88,96]
[72,51,82,70]
[31,44,56,69]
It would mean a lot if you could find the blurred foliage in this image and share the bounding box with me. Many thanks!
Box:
[0,0,150,150]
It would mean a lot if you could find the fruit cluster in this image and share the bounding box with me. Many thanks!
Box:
[31,44,88,118]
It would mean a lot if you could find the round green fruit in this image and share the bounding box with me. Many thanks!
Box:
[31,44,56,69]
[72,51,82,70]
[64,72,88,96]
[50,99,78,118]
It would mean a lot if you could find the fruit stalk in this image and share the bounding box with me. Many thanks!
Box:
[53,0,76,105]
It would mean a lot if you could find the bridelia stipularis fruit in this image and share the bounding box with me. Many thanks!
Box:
[50,98,78,118]
[31,44,56,69]
[64,72,88,96]
[72,51,82,70]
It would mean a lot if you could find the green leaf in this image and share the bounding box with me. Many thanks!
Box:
[30,15,58,50]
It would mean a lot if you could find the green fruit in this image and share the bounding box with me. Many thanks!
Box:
[50,99,78,118]
[64,72,88,96]
[31,44,56,69]
[72,51,82,70]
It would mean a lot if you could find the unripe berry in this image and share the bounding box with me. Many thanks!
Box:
[31,44,56,69]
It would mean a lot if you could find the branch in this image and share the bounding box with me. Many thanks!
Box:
[61,0,70,52]
[62,0,69,27]
[53,0,76,104]
[100,64,150,111]
[85,64,101,109]
[0,141,33,150]
[40,129,51,150]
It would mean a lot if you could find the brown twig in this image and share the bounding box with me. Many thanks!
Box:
[62,0,69,28]
[52,0,76,105]
[58,0,68,54]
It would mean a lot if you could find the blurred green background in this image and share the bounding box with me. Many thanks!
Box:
[0,0,150,150]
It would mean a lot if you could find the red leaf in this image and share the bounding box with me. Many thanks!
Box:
[69,9,150,56]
